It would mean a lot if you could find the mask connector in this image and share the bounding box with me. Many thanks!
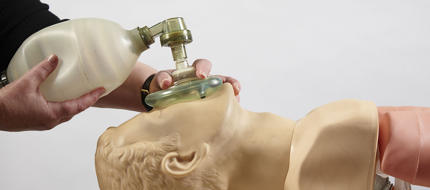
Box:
[139,17,223,109]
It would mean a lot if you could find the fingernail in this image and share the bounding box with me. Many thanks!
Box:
[161,79,170,89]
[198,71,207,79]
[234,83,241,92]
[48,55,58,65]
[96,88,106,96]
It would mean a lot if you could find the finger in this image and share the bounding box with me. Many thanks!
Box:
[236,95,240,103]
[25,55,58,87]
[151,71,173,92]
[192,59,212,79]
[213,75,241,95]
[50,87,105,117]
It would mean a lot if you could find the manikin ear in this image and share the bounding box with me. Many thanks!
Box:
[161,143,210,178]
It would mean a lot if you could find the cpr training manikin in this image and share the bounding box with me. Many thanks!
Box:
[95,84,430,190]
[3,11,427,189]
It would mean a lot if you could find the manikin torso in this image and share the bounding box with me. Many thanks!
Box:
[95,84,378,190]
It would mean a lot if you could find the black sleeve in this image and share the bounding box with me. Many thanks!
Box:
[0,0,64,71]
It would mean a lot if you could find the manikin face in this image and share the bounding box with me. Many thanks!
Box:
[95,84,241,190]
[108,83,240,151]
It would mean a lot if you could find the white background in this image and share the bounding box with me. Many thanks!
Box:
[1,0,429,189]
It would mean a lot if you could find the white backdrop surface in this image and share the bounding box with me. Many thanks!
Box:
[0,0,429,189]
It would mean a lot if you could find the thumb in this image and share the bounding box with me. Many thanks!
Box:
[150,71,173,92]
[25,54,58,88]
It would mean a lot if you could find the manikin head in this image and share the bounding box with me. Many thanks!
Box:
[95,84,294,190]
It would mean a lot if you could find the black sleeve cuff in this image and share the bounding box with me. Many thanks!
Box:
[0,0,65,71]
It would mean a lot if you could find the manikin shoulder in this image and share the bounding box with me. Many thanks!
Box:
[284,99,379,190]
[299,99,378,127]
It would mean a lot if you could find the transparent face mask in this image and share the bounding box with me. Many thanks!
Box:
[145,77,223,109]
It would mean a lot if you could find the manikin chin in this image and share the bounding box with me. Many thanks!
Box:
[95,84,378,190]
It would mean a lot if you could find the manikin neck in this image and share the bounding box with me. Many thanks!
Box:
[214,110,295,190]
[110,84,296,190]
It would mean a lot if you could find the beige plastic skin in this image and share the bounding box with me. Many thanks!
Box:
[95,84,379,190]
[284,98,379,190]
[7,18,146,101]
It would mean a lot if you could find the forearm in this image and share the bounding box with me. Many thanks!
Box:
[93,62,156,112]
[378,106,430,187]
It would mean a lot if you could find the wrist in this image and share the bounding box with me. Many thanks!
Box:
[0,70,9,88]
[0,89,8,130]
[141,74,155,111]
